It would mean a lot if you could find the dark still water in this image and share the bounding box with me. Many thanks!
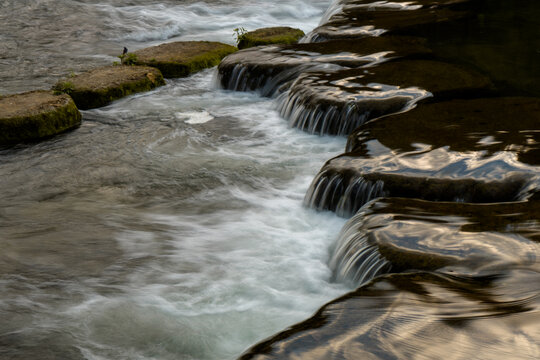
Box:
[1,0,540,359]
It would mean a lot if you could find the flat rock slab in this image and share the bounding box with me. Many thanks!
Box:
[55,65,165,110]
[237,26,305,49]
[132,41,237,78]
[218,36,431,96]
[280,59,493,135]
[0,90,81,144]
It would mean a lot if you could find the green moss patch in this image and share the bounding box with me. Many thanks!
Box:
[0,90,81,144]
[132,41,237,78]
[54,65,165,110]
[237,27,305,49]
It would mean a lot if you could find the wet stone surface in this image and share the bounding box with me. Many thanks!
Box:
[331,197,540,282]
[347,97,540,165]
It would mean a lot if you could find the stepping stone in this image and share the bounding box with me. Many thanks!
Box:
[218,35,431,96]
[0,90,81,144]
[236,26,305,49]
[54,65,165,110]
[131,41,237,78]
[279,59,493,135]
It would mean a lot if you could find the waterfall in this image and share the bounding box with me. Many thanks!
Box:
[329,209,392,285]
[304,169,385,217]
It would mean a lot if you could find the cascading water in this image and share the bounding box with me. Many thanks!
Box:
[304,170,385,217]
[328,207,392,285]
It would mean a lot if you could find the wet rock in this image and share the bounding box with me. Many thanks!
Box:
[306,0,473,42]
[347,97,540,165]
[218,35,431,96]
[305,161,531,217]
[237,27,305,49]
[331,197,540,284]
[240,270,540,360]
[0,90,81,144]
[54,65,165,110]
[132,41,237,78]
[280,58,493,135]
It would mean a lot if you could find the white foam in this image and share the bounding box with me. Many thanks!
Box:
[178,110,214,124]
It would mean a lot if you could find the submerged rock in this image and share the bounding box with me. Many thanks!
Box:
[279,58,493,135]
[0,90,81,144]
[54,65,165,110]
[347,97,540,165]
[237,27,305,49]
[132,41,237,78]
[218,35,431,96]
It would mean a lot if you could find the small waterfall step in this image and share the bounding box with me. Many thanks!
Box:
[329,197,540,285]
[278,58,493,136]
[218,35,431,97]
[304,96,540,216]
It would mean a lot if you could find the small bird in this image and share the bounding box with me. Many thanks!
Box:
[123,47,128,55]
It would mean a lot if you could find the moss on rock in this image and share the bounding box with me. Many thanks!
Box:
[237,27,305,49]
[0,90,81,144]
[54,65,165,110]
[132,41,237,78]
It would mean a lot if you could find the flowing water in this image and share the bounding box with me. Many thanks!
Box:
[0,1,355,359]
[2,0,540,359]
